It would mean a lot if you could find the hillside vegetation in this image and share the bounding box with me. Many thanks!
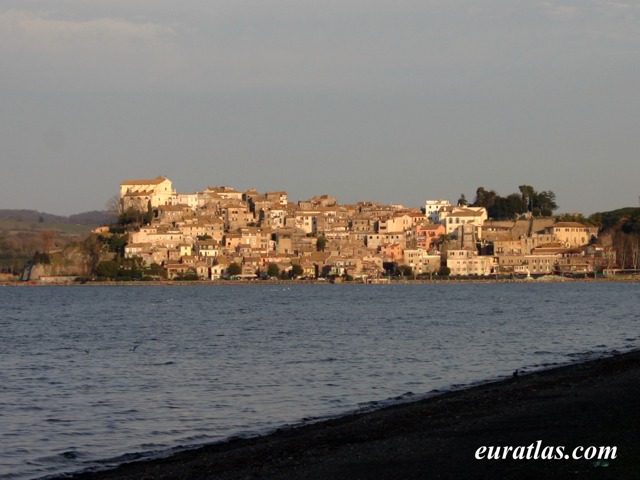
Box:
[0,209,115,274]
[589,208,640,270]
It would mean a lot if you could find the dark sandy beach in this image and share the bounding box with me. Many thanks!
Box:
[69,350,640,480]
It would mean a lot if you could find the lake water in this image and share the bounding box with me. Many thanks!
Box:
[1,282,638,479]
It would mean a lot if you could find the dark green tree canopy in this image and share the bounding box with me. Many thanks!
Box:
[266,263,280,277]
[291,264,304,277]
[471,185,558,219]
[438,266,451,276]
[473,187,496,210]
[621,214,640,234]
[398,265,413,277]
[96,260,118,278]
[226,262,242,276]
[556,213,599,226]
[316,235,327,252]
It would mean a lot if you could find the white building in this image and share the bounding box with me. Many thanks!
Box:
[424,199,451,223]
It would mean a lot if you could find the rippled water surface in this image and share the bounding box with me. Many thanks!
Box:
[1,283,638,479]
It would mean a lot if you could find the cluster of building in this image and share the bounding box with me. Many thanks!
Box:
[116,176,604,280]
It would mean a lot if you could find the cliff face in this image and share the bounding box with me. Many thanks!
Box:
[27,244,97,279]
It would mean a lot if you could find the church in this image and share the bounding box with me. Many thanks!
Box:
[119,176,175,211]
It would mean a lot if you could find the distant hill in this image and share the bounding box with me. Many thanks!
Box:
[590,207,640,231]
[0,209,116,226]
[68,210,117,226]
[0,209,116,273]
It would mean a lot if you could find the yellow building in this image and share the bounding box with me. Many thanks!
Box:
[446,249,495,276]
[546,222,598,248]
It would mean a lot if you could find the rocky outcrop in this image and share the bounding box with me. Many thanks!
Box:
[24,243,100,280]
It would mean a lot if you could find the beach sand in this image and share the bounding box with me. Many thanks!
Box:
[70,350,640,480]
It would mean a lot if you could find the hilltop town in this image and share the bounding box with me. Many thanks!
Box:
[74,175,610,282]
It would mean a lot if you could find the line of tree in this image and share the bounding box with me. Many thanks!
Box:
[465,185,558,220]
[589,208,640,270]
[589,208,640,233]
[116,201,154,228]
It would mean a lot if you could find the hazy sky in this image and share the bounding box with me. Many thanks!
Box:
[2,1,639,216]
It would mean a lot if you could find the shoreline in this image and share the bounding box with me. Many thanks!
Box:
[68,349,640,480]
[4,276,640,287]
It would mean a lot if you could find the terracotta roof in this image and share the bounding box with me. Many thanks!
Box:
[419,223,443,230]
[307,252,332,262]
[451,209,484,217]
[206,186,241,193]
[121,176,169,186]
[552,222,588,228]
[159,205,187,211]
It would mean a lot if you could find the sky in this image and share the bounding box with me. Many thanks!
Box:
[1,1,639,216]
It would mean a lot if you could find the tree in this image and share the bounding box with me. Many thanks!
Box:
[105,195,123,218]
[457,194,468,206]
[489,193,526,220]
[120,257,143,279]
[291,264,304,278]
[556,213,598,226]
[473,187,486,207]
[118,206,145,226]
[266,263,280,277]
[144,200,154,225]
[82,234,102,273]
[473,187,496,210]
[176,270,199,281]
[438,266,451,276]
[622,212,640,234]
[474,185,557,219]
[145,262,166,279]
[518,185,536,212]
[226,262,242,276]
[383,261,398,277]
[436,233,452,254]
[105,234,127,255]
[507,193,527,217]
[316,235,327,252]
[398,265,413,277]
[592,208,640,231]
[534,190,558,217]
[96,260,118,278]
